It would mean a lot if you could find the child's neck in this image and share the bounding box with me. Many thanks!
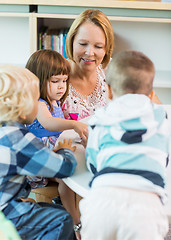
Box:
[51,100,58,107]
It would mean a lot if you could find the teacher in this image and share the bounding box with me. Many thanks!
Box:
[62,9,114,120]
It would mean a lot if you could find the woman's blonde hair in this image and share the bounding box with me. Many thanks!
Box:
[66,9,114,69]
[26,49,70,111]
[0,65,39,123]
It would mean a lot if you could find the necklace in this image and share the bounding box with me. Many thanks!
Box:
[70,71,100,101]
[69,67,107,111]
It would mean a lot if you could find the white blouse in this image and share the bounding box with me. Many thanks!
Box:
[62,65,109,120]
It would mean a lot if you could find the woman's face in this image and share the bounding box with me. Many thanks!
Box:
[73,21,106,71]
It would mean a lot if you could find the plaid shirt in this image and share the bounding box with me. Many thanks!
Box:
[0,121,77,218]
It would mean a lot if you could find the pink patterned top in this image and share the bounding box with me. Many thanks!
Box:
[62,65,109,120]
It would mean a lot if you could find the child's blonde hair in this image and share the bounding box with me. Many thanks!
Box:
[0,65,39,123]
[106,50,155,97]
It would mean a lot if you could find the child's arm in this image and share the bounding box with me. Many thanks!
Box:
[37,101,88,140]
[16,130,77,179]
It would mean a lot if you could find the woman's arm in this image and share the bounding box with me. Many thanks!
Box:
[107,84,113,100]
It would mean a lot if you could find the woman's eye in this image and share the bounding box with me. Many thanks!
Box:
[96,46,103,49]
[79,43,87,46]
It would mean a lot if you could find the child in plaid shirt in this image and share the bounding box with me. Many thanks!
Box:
[0,65,77,240]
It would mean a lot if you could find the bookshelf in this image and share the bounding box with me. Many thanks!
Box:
[0,1,171,103]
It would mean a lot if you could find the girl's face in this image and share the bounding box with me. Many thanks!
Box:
[47,74,68,104]
[73,21,106,72]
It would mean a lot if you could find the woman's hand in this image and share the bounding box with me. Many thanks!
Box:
[53,139,76,152]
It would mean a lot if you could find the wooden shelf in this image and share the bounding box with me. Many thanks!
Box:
[0,0,171,11]
[0,1,171,103]
[35,0,171,11]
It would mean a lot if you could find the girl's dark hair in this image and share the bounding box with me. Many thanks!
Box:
[26,49,70,111]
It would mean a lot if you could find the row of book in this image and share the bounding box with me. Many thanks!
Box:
[39,27,69,58]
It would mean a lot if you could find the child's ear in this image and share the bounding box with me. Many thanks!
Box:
[148,90,153,100]
[19,112,26,121]
[20,115,26,120]
[148,90,162,104]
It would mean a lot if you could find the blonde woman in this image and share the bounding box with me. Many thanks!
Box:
[62,9,161,121]
[62,9,114,120]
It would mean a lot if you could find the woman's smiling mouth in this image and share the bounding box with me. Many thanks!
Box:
[82,58,95,63]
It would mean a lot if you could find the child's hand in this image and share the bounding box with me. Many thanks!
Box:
[73,122,88,143]
[53,139,76,152]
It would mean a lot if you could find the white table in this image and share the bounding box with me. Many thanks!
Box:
[58,128,92,198]
[58,105,171,221]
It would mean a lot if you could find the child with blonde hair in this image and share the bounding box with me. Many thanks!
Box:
[0,65,77,240]
[80,51,170,240]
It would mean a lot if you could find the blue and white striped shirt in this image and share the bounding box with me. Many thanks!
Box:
[86,94,170,204]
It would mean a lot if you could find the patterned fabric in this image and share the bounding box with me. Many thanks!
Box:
[27,99,65,188]
[86,94,170,204]
[0,121,77,218]
[26,175,48,189]
[28,98,64,143]
[62,65,109,120]
[3,202,74,240]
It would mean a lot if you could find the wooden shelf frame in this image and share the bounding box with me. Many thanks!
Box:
[0,1,171,102]
[0,0,171,11]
